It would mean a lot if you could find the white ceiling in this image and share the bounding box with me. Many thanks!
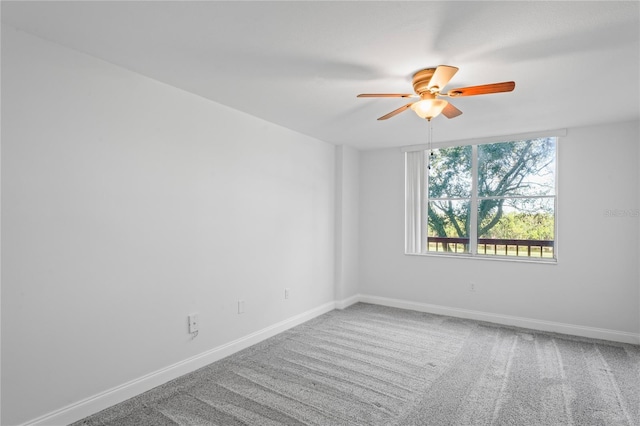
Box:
[2,1,639,150]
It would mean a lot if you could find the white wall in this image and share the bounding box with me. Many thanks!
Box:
[360,120,640,337]
[1,27,336,425]
[2,20,637,426]
[335,145,360,304]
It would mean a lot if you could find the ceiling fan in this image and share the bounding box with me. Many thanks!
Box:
[357,65,515,121]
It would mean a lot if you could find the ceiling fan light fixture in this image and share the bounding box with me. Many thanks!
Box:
[358,65,514,121]
[410,98,448,119]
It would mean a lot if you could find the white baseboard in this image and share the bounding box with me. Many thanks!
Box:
[358,294,640,345]
[335,293,360,310]
[20,295,639,425]
[23,301,336,426]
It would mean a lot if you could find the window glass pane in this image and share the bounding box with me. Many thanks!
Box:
[477,197,555,258]
[427,200,470,253]
[428,145,472,198]
[412,135,558,260]
[478,138,556,197]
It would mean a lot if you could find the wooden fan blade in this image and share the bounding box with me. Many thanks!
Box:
[442,102,462,119]
[357,93,418,98]
[446,81,515,97]
[428,65,459,91]
[377,102,415,120]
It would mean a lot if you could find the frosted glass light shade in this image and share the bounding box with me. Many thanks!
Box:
[410,99,448,119]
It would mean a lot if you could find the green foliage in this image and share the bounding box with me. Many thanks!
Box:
[479,211,554,240]
[428,145,471,199]
[427,138,556,241]
[477,138,555,198]
[427,201,469,237]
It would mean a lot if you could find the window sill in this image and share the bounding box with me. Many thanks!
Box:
[405,251,558,265]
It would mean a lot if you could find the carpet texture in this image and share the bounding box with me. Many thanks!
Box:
[73,303,640,425]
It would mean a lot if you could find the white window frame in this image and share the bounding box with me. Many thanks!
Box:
[404,129,564,263]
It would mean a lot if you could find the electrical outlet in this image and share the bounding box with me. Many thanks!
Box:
[469,282,476,292]
[188,313,199,333]
[285,288,290,299]
[238,300,245,314]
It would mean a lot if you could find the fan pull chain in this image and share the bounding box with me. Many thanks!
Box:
[427,118,434,170]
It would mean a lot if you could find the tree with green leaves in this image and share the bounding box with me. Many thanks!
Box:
[427,138,556,249]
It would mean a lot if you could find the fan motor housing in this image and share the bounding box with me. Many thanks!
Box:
[412,68,437,95]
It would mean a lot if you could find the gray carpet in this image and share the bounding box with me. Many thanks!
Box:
[73,303,640,425]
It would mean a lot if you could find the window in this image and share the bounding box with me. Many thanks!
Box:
[406,136,557,260]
